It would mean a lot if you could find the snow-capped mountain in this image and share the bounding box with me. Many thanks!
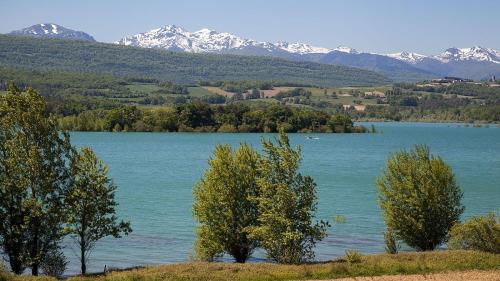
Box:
[9,23,95,41]
[116,25,330,55]
[333,46,359,54]
[434,46,500,64]
[6,23,500,81]
[274,42,330,55]
[387,52,428,64]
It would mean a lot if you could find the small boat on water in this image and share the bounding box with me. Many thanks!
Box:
[306,136,320,140]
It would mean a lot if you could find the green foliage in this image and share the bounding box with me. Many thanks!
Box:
[345,250,362,264]
[328,115,353,133]
[65,147,132,274]
[193,144,261,263]
[57,103,361,133]
[249,131,329,264]
[274,88,312,100]
[0,35,390,87]
[384,229,399,254]
[105,106,142,131]
[376,145,464,251]
[40,246,68,278]
[200,81,275,94]
[448,213,500,253]
[0,84,73,275]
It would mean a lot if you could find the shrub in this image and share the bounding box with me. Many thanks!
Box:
[384,229,399,254]
[345,250,362,264]
[377,145,463,251]
[40,246,68,278]
[448,213,500,253]
[217,124,238,133]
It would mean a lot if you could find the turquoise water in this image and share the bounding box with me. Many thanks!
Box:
[66,123,500,274]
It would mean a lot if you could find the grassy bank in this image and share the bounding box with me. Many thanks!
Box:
[2,251,498,281]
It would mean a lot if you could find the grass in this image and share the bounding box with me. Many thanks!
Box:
[187,87,213,98]
[2,251,498,281]
[125,83,163,93]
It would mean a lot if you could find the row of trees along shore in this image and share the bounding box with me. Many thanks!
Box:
[1,85,498,277]
[57,103,369,133]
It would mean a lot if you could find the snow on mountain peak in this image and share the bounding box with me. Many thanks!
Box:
[435,46,500,64]
[387,51,427,64]
[275,42,331,54]
[117,25,331,55]
[333,46,359,54]
[8,23,95,41]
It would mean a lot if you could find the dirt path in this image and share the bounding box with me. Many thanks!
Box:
[308,270,500,281]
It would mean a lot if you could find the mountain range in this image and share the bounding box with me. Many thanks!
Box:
[6,23,500,82]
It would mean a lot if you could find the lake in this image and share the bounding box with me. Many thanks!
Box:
[66,122,500,274]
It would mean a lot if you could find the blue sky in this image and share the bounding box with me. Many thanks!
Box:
[1,0,499,55]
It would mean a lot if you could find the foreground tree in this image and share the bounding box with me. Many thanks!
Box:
[377,145,463,251]
[193,144,260,262]
[249,131,329,264]
[66,147,132,274]
[0,84,73,275]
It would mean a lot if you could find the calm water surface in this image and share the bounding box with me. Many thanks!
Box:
[66,123,500,274]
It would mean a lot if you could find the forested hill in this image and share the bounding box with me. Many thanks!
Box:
[0,35,390,87]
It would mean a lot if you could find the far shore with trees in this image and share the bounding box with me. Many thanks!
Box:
[0,85,498,278]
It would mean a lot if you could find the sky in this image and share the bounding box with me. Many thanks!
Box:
[1,0,499,55]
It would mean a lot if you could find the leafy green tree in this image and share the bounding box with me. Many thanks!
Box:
[376,145,463,251]
[249,131,329,264]
[328,115,353,133]
[448,213,499,253]
[66,147,132,274]
[193,144,261,262]
[0,84,73,275]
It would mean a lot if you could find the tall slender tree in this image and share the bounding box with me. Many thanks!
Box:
[65,147,131,275]
[249,131,329,264]
[193,143,260,262]
[0,84,73,275]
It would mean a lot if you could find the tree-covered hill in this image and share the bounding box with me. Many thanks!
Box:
[0,35,390,87]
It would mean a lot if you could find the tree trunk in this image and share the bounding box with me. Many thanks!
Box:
[31,264,39,276]
[81,246,86,275]
[8,254,24,274]
[31,229,39,276]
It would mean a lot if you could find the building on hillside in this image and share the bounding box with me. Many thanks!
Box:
[431,77,473,84]
[364,91,386,98]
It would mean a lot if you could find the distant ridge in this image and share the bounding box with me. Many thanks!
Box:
[0,34,391,87]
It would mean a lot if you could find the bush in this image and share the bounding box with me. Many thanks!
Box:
[377,145,463,251]
[384,229,399,254]
[448,213,500,253]
[217,124,238,133]
[40,247,68,278]
[345,250,362,264]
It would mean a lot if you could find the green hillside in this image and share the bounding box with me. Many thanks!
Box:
[0,35,390,87]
